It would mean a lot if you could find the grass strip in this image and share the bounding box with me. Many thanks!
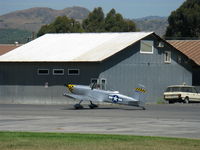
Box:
[0,132,200,150]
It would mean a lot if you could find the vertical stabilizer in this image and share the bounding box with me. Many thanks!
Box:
[132,84,147,107]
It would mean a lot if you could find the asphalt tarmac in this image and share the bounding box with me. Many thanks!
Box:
[0,103,200,139]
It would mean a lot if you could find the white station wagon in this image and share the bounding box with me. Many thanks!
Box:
[164,85,200,104]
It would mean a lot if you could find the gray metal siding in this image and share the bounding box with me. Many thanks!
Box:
[99,35,192,102]
[0,62,100,104]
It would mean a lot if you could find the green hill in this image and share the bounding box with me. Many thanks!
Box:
[0,7,90,32]
[0,29,32,44]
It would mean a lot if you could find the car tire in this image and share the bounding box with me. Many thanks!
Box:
[184,97,189,104]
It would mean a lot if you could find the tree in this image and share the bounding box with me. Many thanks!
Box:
[37,25,50,37]
[37,7,137,37]
[104,8,136,32]
[82,7,105,32]
[82,8,136,32]
[165,0,200,38]
[37,16,83,37]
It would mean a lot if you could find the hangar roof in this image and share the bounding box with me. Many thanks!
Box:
[0,32,153,62]
[168,40,200,66]
[0,44,22,56]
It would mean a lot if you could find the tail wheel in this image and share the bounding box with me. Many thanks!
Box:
[141,106,146,110]
[184,97,189,104]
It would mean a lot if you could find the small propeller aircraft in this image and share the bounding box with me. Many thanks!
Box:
[63,83,147,110]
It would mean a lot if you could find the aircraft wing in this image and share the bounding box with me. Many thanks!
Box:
[64,92,103,102]
[63,92,91,101]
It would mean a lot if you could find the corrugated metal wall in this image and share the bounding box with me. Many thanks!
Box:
[0,62,100,104]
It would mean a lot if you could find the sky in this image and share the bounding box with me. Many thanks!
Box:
[0,0,186,19]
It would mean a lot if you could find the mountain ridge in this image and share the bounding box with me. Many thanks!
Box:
[0,7,168,44]
[0,6,90,32]
[133,16,168,36]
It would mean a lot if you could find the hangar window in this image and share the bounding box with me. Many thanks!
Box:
[164,51,171,63]
[91,78,99,84]
[68,69,80,75]
[37,69,49,75]
[53,69,64,75]
[90,78,101,89]
[140,40,154,54]
[100,78,107,90]
[158,41,164,47]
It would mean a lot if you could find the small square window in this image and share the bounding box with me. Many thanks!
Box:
[53,69,64,75]
[38,69,49,75]
[164,51,171,63]
[68,69,80,75]
[100,78,107,90]
[140,40,154,54]
[90,78,99,89]
[91,78,98,84]
[158,42,164,47]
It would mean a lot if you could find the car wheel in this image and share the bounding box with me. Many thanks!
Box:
[184,97,189,104]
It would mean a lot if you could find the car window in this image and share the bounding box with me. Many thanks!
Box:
[195,88,200,93]
[166,87,197,92]
[181,87,192,92]
[165,87,171,92]
[192,88,198,93]
[172,87,181,92]
[166,87,172,92]
[166,87,181,92]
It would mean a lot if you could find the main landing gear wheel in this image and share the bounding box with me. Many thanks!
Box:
[89,101,98,109]
[74,104,83,109]
[74,100,83,109]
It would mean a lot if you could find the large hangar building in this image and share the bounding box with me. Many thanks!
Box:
[0,32,194,104]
